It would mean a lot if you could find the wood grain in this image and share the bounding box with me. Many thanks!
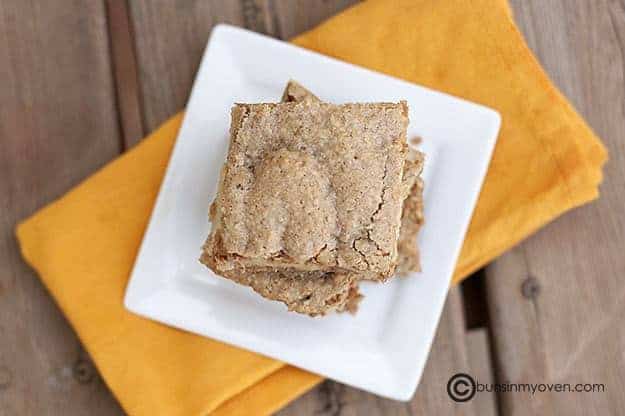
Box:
[128,0,245,131]
[279,288,478,416]
[407,287,477,415]
[0,0,123,414]
[269,0,359,39]
[106,0,145,148]
[486,0,625,414]
[128,0,360,132]
[466,329,497,416]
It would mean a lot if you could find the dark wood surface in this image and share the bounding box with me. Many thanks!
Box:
[0,1,124,414]
[1,0,623,414]
[484,1,625,414]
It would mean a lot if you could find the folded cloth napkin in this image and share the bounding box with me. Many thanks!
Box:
[16,0,607,414]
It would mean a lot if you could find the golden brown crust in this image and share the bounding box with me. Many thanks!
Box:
[396,151,425,275]
[281,82,424,274]
[200,259,362,316]
[199,81,424,316]
[204,100,408,279]
[281,80,320,103]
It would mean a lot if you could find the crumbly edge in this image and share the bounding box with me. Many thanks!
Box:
[200,251,362,316]
[281,80,320,103]
[200,105,249,273]
[204,100,408,279]
[396,151,425,275]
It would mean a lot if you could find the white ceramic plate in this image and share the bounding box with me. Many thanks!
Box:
[124,24,500,401]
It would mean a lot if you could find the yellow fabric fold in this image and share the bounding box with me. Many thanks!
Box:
[16,0,606,414]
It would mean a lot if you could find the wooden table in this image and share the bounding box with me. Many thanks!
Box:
[1,1,623,414]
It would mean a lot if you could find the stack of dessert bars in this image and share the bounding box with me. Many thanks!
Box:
[200,81,424,316]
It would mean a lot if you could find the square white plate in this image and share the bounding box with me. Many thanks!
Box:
[124,24,500,401]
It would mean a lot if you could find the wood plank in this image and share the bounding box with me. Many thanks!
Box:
[0,0,124,414]
[106,0,145,148]
[466,329,497,416]
[128,0,360,133]
[407,287,478,415]
[128,0,245,131]
[269,0,359,40]
[278,288,479,416]
[486,1,625,415]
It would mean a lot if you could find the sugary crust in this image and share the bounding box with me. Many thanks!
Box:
[204,100,408,279]
[199,82,423,316]
[282,81,425,275]
[201,250,361,316]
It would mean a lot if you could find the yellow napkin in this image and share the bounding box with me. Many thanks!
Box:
[16,0,606,414]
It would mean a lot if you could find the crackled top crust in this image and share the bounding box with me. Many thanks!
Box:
[281,81,425,276]
[204,100,408,278]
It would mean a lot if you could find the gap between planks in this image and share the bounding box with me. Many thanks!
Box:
[105,0,145,149]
